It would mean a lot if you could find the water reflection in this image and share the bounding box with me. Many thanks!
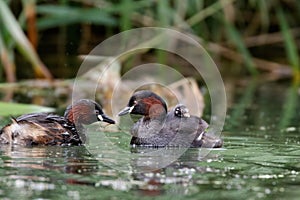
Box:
[0,139,224,197]
[85,129,223,173]
[0,81,300,199]
[130,147,223,197]
[0,145,97,175]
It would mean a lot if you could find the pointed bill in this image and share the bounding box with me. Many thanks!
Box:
[98,114,115,124]
[118,106,134,116]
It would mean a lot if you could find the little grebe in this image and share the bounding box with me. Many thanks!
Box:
[118,90,222,148]
[0,99,115,146]
[171,104,191,118]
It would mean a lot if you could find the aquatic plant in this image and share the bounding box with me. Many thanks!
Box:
[0,0,299,81]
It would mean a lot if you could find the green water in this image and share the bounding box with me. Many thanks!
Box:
[0,81,300,200]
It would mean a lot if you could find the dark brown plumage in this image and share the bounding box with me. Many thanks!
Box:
[118,90,223,148]
[0,99,115,146]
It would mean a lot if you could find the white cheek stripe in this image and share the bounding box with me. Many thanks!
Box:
[196,132,204,141]
[128,105,135,113]
[98,115,103,121]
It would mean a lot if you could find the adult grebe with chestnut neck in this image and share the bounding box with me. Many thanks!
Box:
[0,99,115,146]
[118,90,223,148]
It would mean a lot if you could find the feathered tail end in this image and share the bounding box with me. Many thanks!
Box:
[0,117,18,144]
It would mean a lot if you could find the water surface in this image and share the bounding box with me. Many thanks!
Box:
[0,81,300,200]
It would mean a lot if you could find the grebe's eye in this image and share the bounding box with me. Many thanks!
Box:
[95,109,100,115]
[134,100,138,105]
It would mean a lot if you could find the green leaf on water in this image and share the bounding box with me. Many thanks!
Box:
[0,102,55,116]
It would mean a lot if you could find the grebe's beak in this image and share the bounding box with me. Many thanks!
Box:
[98,114,115,124]
[183,108,190,118]
[118,106,134,116]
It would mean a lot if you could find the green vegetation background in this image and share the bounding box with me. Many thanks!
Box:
[0,0,300,83]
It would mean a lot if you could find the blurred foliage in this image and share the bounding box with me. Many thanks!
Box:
[0,0,300,82]
[0,0,52,82]
[0,101,54,116]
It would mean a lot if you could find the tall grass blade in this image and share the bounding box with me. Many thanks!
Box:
[0,31,16,82]
[257,0,269,30]
[157,0,171,26]
[278,84,298,129]
[226,79,257,129]
[36,5,117,29]
[0,1,52,79]
[119,0,132,31]
[277,8,300,82]
[224,20,258,75]
[187,0,236,26]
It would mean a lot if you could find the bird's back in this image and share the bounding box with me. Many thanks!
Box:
[0,113,81,146]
